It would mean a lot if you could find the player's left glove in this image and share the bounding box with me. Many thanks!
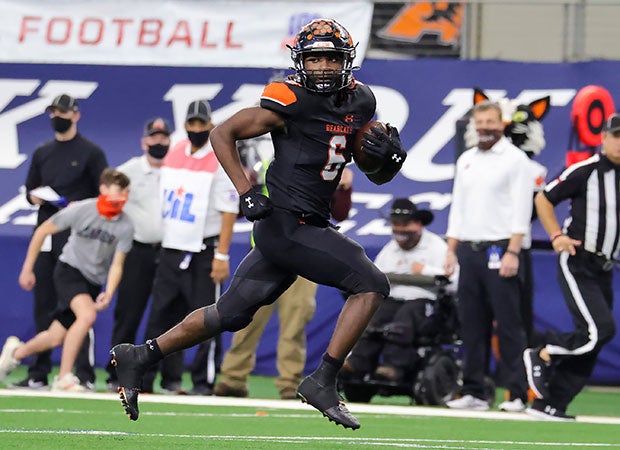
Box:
[361,124,407,171]
[239,189,273,221]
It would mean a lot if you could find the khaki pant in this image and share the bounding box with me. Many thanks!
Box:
[218,276,317,395]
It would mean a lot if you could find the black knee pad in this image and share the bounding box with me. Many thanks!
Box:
[362,266,390,298]
[203,304,223,334]
[220,313,253,332]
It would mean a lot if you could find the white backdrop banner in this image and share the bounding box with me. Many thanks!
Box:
[0,0,373,67]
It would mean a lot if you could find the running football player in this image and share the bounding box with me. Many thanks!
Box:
[111,18,407,430]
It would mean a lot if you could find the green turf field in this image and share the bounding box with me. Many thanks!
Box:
[1,367,619,449]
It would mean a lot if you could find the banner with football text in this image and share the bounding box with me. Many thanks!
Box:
[0,0,373,67]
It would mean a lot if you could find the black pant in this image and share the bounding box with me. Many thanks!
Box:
[544,250,616,410]
[30,229,95,384]
[105,241,160,383]
[456,241,528,401]
[142,242,221,391]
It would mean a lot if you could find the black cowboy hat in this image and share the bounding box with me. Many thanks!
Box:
[389,198,434,226]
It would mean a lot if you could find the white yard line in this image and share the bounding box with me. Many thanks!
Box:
[0,389,619,425]
[0,429,618,449]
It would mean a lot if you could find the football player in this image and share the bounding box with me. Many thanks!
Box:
[111,18,407,430]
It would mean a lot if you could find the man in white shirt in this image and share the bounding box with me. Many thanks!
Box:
[105,118,171,391]
[444,101,533,412]
[342,198,456,383]
[140,100,239,395]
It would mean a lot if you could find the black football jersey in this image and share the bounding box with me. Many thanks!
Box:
[260,80,376,219]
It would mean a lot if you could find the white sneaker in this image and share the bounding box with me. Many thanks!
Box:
[0,336,23,381]
[446,394,490,411]
[51,373,87,393]
[498,398,526,412]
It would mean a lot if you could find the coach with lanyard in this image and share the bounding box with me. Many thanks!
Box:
[524,113,620,421]
[444,100,533,412]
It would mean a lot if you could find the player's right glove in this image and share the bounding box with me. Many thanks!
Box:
[239,189,273,221]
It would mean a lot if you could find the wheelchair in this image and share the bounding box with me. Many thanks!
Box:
[337,274,496,406]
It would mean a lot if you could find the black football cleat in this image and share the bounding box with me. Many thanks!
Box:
[523,347,550,400]
[110,344,144,421]
[297,375,360,430]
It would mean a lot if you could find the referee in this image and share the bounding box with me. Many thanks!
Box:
[525,113,620,421]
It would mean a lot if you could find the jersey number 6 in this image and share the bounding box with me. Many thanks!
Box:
[322,135,347,181]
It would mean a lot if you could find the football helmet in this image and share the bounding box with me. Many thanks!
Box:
[289,18,357,93]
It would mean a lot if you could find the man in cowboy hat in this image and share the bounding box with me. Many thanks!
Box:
[340,197,456,382]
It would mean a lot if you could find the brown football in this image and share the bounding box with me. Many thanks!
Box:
[353,120,387,174]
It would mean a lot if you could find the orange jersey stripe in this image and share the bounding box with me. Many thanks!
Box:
[261,82,298,107]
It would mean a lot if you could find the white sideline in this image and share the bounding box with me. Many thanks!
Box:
[0,389,619,425]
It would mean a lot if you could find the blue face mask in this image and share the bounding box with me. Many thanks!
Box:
[187,130,210,148]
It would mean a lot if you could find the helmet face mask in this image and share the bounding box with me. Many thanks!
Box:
[289,19,357,93]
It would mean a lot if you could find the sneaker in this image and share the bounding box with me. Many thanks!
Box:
[213,382,249,398]
[523,348,550,399]
[51,373,87,392]
[106,381,119,393]
[498,398,526,412]
[446,394,490,411]
[186,384,213,396]
[526,401,575,422]
[0,336,23,381]
[297,375,360,430]
[81,381,96,392]
[9,377,48,390]
[110,344,146,421]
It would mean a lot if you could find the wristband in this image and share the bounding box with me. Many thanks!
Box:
[506,249,520,257]
[550,231,564,242]
[214,252,230,262]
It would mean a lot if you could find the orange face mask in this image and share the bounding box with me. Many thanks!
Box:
[96,194,128,219]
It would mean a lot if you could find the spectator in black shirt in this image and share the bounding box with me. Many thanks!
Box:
[17,94,108,391]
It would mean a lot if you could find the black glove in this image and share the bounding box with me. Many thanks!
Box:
[360,123,407,171]
[239,189,273,221]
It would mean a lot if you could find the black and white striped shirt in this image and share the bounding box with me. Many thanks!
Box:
[544,153,620,260]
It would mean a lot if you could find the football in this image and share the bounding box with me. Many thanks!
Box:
[353,120,387,174]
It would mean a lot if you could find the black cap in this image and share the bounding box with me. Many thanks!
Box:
[186,99,212,122]
[144,117,171,136]
[389,198,434,226]
[46,94,79,113]
[604,113,620,133]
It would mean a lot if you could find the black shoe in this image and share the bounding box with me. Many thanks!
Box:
[523,348,550,399]
[526,400,575,422]
[110,344,145,421]
[160,381,184,395]
[186,384,213,396]
[9,377,48,390]
[297,375,360,430]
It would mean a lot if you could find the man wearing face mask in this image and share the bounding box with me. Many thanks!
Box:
[341,198,456,382]
[19,94,107,391]
[140,100,239,395]
[104,118,171,391]
[444,100,533,412]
